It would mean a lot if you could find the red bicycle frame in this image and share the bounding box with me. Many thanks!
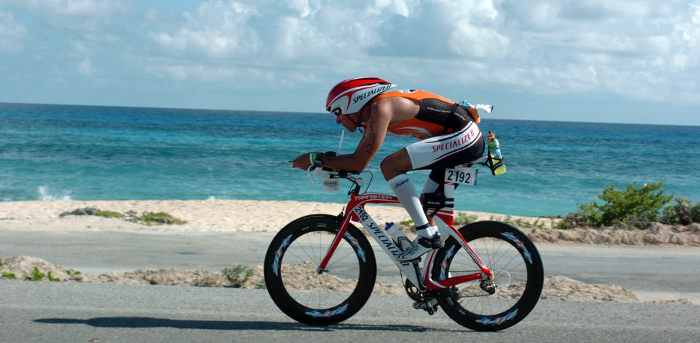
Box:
[318,190,494,291]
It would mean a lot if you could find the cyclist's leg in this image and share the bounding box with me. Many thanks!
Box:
[420,169,457,227]
[410,123,484,226]
[381,149,439,239]
[382,123,484,260]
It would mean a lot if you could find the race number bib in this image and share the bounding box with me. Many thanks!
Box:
[445,167,478,186]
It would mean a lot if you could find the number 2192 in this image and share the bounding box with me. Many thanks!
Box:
[445,167,478,186]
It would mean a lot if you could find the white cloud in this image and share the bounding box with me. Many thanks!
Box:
[5,0,125,32]
[17,0,124,17]
[2,0,700,116]
[147,62,237,82]
[150,1,261,59]
[149,0,391,63]
[77,58,92,76]
[284,0,314,17]
[0,10,27,51]
[488,0,700,100]
[140,0,700,102]
[369,0,416,17]
[672,3,700,68]
[145,9,160,22]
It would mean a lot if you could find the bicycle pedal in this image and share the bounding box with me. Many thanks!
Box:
[412,299,439,315]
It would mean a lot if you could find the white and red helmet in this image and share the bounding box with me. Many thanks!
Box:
[326,77,396,115]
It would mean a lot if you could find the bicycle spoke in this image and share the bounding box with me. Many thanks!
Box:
[278,230,361,310]
[454,237,526,312]
[432,222,544,331]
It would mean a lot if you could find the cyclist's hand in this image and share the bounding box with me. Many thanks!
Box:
[291,153,312,170]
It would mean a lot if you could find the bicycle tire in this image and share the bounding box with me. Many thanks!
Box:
[264,214,376,326]
[432,221,544,331]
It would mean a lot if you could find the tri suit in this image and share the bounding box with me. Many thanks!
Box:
[372,89,485,171]
[372,89,486,218]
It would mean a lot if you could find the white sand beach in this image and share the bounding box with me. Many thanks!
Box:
[1,199,698,246]
[0,199,559,234]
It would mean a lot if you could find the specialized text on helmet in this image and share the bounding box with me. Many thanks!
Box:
[352,85,393,105]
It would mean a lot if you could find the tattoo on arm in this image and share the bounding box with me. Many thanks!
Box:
[364,134,376,154]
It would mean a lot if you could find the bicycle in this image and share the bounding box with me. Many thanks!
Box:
[264,164,544,331]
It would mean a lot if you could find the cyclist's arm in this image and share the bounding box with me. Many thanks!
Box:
[292,101,392,172]
[320,102,391,172]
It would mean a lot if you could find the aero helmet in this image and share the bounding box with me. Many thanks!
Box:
[326,77,396,116]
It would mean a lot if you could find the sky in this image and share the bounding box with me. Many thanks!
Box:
[1,0,699,125]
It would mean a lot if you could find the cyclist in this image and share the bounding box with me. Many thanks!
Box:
[292,77,485,261]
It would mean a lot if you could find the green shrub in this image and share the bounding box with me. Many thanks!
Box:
[661,197,686,225]
[2,269,16,279]
[558,181,673,228]
[222,265,255,287]
[62,208,187,225]
[453,212,478,225]
[48,271,61,282]
[399,219,413,226]
[662,197,699,225]
[95,210,123,218]
[29,267,45,281]
[503,216,516,226]
[532,219,547,230]
[137,212,187,225]
[555,212,589,229]
[580,181,672,226]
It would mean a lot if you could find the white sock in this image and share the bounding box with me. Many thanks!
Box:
[421,177,440,194]
[418,225,438,238]
[388,174,436,238]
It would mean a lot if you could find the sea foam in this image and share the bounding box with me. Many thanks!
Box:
[37,186,72,201]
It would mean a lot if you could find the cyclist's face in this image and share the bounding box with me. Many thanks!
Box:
[333,109,359,132]
[337,114,356,132]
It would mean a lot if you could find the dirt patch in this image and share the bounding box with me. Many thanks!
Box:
[395,221,700,247]
[523,222,700,246]
[1,255,695,305]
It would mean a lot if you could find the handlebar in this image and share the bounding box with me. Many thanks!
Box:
[309,166,365,194]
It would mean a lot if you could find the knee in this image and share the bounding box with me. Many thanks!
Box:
[380,156,402,180]
[381,149,412,180]
[380,157,394,178]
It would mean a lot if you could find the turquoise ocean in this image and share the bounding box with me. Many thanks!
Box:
[1,102,699,217]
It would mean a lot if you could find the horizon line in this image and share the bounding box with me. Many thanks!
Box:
[2,101,698,128]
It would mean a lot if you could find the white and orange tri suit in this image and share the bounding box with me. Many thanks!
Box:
[372,89,485,170]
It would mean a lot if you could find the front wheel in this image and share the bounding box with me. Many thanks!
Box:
[432,221,544,331]
[264,214,377,326]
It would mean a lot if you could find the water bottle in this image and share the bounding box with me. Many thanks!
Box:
[384,222,412,250]
[487,131,507,175]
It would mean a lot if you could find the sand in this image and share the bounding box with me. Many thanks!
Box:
[1,254,693,305]
[1,199,698,246]
[1,199,699,305]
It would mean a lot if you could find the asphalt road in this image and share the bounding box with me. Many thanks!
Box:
[2,280,699,343]
[2,229,700,342]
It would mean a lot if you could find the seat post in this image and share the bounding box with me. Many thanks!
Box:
[442,181,456,226]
